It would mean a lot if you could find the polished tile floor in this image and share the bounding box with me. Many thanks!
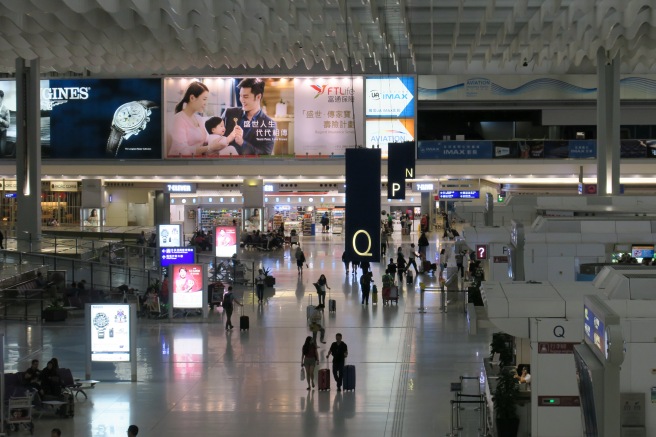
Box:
[2,229,492,437]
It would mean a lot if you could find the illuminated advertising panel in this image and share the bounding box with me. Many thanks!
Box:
[158,224,182,248]
[215,226,238,258]
[365,76,415,157]
[90,304,131,362]
[163,77,363,158]
[171,264,204,309]
[583,304,606,359]
[0,79,161,159]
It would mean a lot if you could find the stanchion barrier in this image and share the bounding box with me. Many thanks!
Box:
[448,397,488,437]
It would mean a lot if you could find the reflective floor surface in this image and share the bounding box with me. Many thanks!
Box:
[1,230,491,437]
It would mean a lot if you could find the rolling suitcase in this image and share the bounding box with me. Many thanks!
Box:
[240,306,249,331]
[343,364,356,391]
[406,271,413,284]
[329,299,336,313]
[307,294,315,320]
[371,285,378,305]
[422,260,432,273]
[318,367,331,391]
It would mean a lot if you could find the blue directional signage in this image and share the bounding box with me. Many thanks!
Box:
[438,190,480,199]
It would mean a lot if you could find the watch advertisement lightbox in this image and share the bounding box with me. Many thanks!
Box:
[158,224,182,248]
[90,304,131,362]
[163,77,363,159]
[0,79,161,159]
[171,264,204,308]
[214,226,238,258]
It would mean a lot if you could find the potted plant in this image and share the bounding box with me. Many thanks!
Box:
[42,298,68,322]
[262,267,275,287]
[494,367,520,437]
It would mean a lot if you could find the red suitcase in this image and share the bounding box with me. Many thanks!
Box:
[318,368,331,391]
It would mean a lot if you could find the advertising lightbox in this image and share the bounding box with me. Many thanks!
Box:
[171,264,204,309]
[365,76,416,157]
[163,77,363,158]
[90,304,131,362]
[215,226,238,258]
[0,79,161,159]
[158,224,182,248]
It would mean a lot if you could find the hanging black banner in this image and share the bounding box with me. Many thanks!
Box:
[387,141,415,199]
[345,148,381,263]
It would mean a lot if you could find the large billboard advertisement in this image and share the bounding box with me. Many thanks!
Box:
[365,76,415,157]
[0,79,161,159]
[163,77,363,158]
[171,264,204,309]
[90,304,131,362]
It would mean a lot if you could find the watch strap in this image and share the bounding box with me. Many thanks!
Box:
[137,100,158,109]
[107,127,124,156]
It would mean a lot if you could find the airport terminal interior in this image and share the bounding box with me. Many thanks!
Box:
[1,1,656,436]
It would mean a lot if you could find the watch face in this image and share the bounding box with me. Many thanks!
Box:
[93,312,110,329]
[114,102,147,131]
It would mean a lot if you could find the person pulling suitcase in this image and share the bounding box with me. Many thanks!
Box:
[222,286,243,331]
[327,333,348,391]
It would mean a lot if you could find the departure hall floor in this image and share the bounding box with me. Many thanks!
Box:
[2,230,491,437]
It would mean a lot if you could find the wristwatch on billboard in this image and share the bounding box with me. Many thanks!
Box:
[93,312,110,339]
[106,100,158,156]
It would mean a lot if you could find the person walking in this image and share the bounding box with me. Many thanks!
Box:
[407,243,419,274]
[222,286,243,330]
[315,274,330,306]
[255,269,266,303]
[396,253,407,283]
[381,227,388,257]
[301,336,319,390]
[341,250,350,274]
[295,246,306,275]
[387,258,397,279]
[418,232,429,261]
[456,251,465,278]
[360,271,373,305]
[308,304,326,344]
[327,333,348,392]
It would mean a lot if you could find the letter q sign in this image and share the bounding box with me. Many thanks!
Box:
[475,244,488,260]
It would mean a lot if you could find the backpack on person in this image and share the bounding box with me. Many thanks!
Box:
[222,292,233,310]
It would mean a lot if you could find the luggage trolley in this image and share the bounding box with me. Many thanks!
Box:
[6,395,34,434]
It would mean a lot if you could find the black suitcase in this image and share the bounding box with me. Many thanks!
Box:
[329,299,336,313]
[58,393,74,417]
[343,364,356,391]
[406,271,413,284]
[239,307,249,331]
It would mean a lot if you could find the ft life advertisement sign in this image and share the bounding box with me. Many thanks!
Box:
[0,78,161,159]
[163,77,364,158]
[365,76,415,158]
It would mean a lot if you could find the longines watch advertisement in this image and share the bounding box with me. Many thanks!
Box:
[0,78,161,159]
[214,226,237,258]
[158,224,182,248]
[171,264,204,308]
[90,304,131,362]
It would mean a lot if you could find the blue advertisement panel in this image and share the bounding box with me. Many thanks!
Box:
[568,140,596,158]
[0,78,162,159]
[345,148,381,263]
[417,140,494,159]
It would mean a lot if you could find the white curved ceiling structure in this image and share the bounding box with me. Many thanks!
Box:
[1,0,656,76]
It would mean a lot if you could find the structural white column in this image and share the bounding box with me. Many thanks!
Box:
[596,48,621,195]
[15,58,41,252]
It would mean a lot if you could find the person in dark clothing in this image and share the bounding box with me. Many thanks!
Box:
[351,259,360,278]
[23,359,43,394]
[0,229,4,249]
[360,271,373,305]
[418,232,429,260]
[341,251,350,274]
[396,254,407,283]
[387,258,397,277]
[456,251,465,278]
[327,333,348,391]
[41,358,63,397]
[222,286,243,330]
[360,260,370,276]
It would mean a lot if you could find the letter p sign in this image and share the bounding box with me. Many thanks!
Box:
[392,183,401,196]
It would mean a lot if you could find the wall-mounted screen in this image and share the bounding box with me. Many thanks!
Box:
[631,245,654,259]
[584,304,606,359]
[215,226,238,258]
[171,264,204,309]
[90,304,131,362]
[158,224,182,248]
[0,79,161,159]
[163,77,363,158]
